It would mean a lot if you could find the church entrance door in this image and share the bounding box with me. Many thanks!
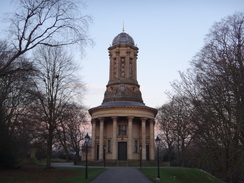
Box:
[118,142,127,160]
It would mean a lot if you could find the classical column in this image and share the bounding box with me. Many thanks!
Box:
[99,118,104,160]
[149,119,155,160]
[128,116,134,160]
[91,119,96,160]
[141,118,147,160]
[112,117,117,160]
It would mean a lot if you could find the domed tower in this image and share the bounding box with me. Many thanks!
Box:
[89,30,157,162]
[103,31,143,104]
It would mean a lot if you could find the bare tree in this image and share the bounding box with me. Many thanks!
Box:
[0,0,91,76]
[191,13,244,183]
[157,103,176,165]
[0,41,36,168]
[157,96,194,166]
[170,12,244,183]
[56,103,89,161]
[31,45,85,168]
[0,0,91,168]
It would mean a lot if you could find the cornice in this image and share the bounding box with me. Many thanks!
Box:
[89,104,158,117]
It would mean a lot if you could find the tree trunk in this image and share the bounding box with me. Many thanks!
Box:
[64,148,69,161]
[168,147,172,166]
[46,129,54,169]
[76,151,80,162]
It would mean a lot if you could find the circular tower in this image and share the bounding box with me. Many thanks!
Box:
[89,30,157,162]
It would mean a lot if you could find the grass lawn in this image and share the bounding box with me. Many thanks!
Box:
[140,168,225,183]
[0,166,105,183]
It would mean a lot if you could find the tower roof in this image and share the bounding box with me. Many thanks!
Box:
[112,32,135,47]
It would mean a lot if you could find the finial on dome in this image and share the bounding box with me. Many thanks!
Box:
[122,22,125,32]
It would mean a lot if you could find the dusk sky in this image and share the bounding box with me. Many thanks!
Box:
[1,0,244,109]
[81,0,244,109]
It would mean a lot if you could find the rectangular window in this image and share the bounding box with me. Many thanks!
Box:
[108,140,111,153]
[120,57,125,77]
[118,125,126,136]
[134,140,138,153]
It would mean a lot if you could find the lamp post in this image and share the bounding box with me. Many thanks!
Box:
[85,133,90,179]
[155,135,161,180]
[103,145,106,167]
[139,144,142,168]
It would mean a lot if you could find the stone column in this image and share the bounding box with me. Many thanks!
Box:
[112,117,117,160]
[99,118,104,160]
[149,119,155,160]
[91,119,96,160]
[141,118,147,160]
[128,116,134,160]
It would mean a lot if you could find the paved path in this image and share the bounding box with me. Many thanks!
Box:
[52,162,82,168]
[52,163,153,183]
[89,167,153,183]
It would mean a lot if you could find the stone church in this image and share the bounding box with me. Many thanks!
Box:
[88,30,158,162]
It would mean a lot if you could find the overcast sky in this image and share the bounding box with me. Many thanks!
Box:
[1,0,244,109]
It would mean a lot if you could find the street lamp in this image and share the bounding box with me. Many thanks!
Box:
[155,135,161,180]
[103,145,106,167]
[139,144,142,168]
[85,133,90,179]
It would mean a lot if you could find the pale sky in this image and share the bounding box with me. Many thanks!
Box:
[1,0,244,109]
[81,0,244,109]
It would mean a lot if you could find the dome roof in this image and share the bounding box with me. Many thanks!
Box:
[112,32,135,46]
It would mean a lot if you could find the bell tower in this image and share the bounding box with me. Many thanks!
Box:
[103,31,143,104]
[88,30,157,163]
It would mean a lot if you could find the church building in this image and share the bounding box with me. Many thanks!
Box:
[88,30,158,162]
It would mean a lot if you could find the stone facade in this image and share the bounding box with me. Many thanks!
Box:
[89,31,157,161]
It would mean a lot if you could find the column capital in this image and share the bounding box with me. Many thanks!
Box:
[91,119,97,124]
[141,117,148,122]
[111,116,118,120]
[127,116,134,120]
[98,117,104,121]
[149,118,155,123]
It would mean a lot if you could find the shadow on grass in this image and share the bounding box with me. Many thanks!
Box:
[0,166,105,183]
[140,168,225,183]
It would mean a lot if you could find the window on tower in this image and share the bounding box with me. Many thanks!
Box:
[129,58,133,78]
[113,58,117,78]
[121,57,125,77]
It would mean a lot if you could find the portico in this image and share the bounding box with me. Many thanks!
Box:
[89,102,157,161]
